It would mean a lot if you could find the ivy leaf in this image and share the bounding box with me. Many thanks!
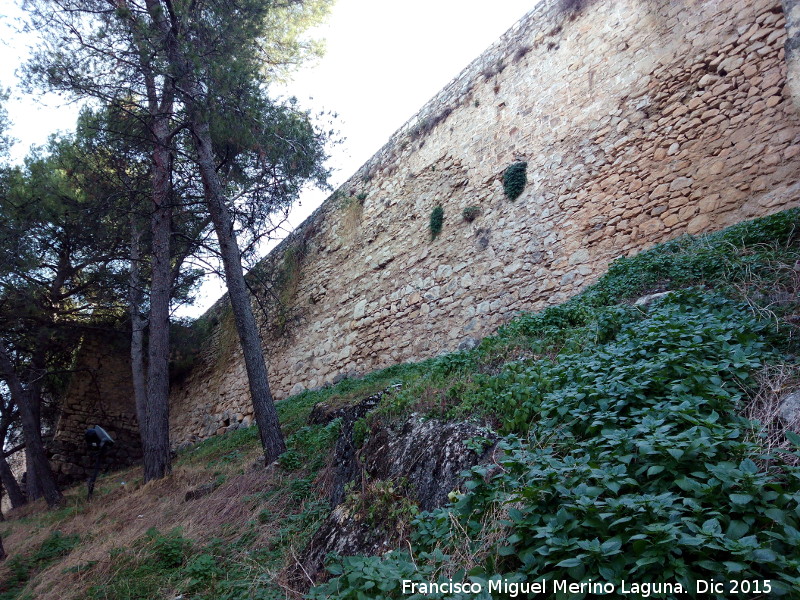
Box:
[729,493,753,505]
[556,557,584,568]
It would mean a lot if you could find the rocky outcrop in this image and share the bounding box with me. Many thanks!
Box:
[291,401,495,588]
[359,418,495,513]
[309,388,389,507]
[780,390,800,430]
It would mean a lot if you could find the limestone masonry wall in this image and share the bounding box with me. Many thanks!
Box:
[67,0,800,448]
[51,332,141,482]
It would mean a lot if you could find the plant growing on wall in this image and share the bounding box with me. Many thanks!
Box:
[462,206,480,222]
[503,161,527,201]
[429,205,444,240]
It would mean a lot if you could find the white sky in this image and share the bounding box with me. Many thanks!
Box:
[0,0,537,317]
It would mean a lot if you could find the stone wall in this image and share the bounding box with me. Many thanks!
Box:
[60,0,800,448]
[50,332,141,483]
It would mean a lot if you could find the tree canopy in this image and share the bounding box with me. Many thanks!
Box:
[16,0,336,481]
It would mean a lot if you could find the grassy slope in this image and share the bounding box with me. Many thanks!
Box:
[1,208,799,599]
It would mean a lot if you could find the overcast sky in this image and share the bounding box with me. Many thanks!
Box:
[0,0,537,316]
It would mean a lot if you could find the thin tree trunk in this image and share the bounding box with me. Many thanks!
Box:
[191,116,286,464]
[24,446,41,501]
[142,117,174,482]
[129,214,148,439]
[146,0,284,464]
[22,375,43,501]
[16,395,61,507]
[0,454,26,508]
[0,346,62,507]
[0,534,5,561]
[0,403,25,508]
[125,5,176,483]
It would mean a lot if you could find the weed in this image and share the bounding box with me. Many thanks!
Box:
[461,205,480,222]
[177,420,260,467]
[273,243,307,333]
[744,363,800,464]
[344,478,419,544]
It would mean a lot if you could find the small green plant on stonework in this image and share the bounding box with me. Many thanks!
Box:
[356,191,368,202]
[461,205,480,222]
[270,243,307,334]
[429,205,444,240]
[503,161,527,201]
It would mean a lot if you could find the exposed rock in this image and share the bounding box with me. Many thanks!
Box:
[292,411,495,589]
[361,417,494,512]
[295,502,399,586]
[307,387,390,426]
[457,337,480,351]
[633,291,674,306]
[779,391,800,431]
[309,387,394,507]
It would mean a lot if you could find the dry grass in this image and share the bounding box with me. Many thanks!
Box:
[723,243,800,338]
[0,436,323,600]
[745,363,800,466]
[422,499,516,581]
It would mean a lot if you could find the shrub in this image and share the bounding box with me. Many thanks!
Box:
[429,205,444,240]
[502,161,527,200]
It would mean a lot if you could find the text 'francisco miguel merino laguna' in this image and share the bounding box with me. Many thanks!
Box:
[401,579,688,597]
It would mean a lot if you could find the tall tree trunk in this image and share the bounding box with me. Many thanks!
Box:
[16,394,61,507]
[0,454,26,508]
[125,5,177,482]
[24,446,41,501]
[0,533,5,561]
[0,404,26,507]
[0,346,62,507]
[129,214,148,439]
[142,117,174,482]
[147,0,284,464]
[191,116,286,464]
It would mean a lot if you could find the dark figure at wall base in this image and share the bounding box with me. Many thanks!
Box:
[85,425,114,499]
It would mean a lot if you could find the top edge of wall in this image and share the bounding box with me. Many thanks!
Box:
[200,0,585,320]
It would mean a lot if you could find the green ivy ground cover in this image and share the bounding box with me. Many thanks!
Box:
[309,209,800,599]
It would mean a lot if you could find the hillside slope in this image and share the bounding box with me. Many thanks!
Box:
[1,208,799,599]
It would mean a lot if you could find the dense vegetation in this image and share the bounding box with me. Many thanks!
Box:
[310,207,800,598]
[1,208,798,599]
